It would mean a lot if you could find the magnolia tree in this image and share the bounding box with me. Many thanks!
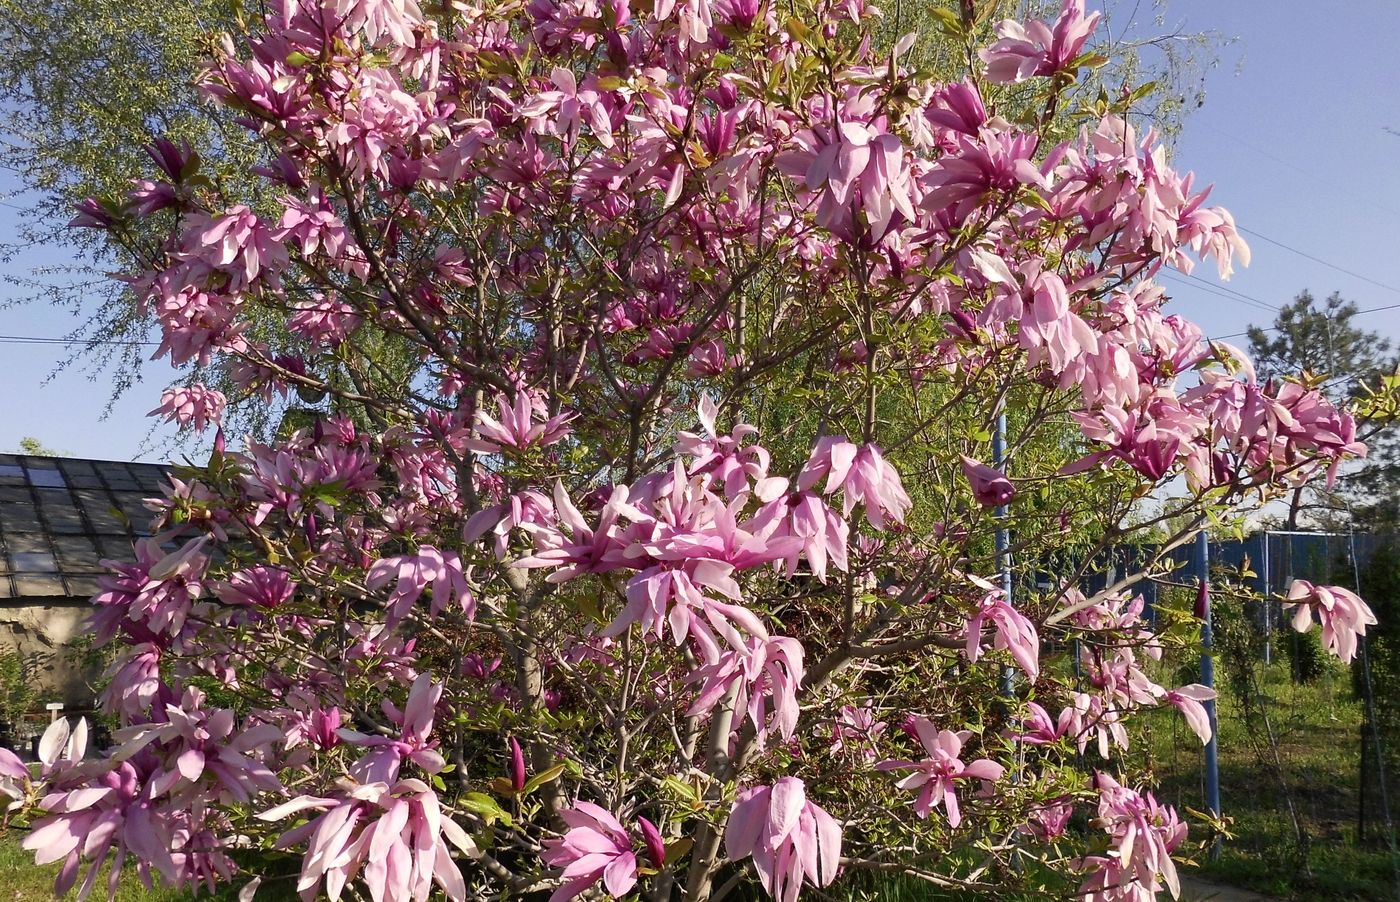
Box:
[0,0,1377,900]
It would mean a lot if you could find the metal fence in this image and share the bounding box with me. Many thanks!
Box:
[1127,530,1400,896]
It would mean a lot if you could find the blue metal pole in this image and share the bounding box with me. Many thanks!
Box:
[994,413,1013,697]
[1197,530,1222,857]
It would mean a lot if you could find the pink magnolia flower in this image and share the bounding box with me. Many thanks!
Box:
[828,702,887,763]
[1024,797,1074,842]
[514,482,639,582]
[724,777,842,902]
[676,395,771,499]
[1015,701,1073,746]
[964,587,1040,679]
[516,67,614,149]
[3,717,86,815]
[463,489,554,560]
[1164,684,1215,745]
[465,391,573,455]
[1286,580,1376,664]
[286,706,344,751]
[540,801,660,902]
[90,535,211,646]
[877,719,1005,827]
[0,744,27,811]
[149,384,227,433]
[748,489,850,583]
[688,635,805,749]
[215,565,295,609]
[980,0,1101,84]
[608,559,770,663]
[258,778,478,902]
[338,675,447,784]
[101,643,166,720]
[959,455,1015,507]
[507,738,527,792]
[109,687,282,804]
[776,109,917,242]
[289,295,362,346]
[797,437,911,529]
[24,757,183,897]
[367,546,475,624]
[179,205,288,291]
[1076,773,1186,902]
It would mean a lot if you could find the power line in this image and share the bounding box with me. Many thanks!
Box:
[1198,123,1400,221]
[1212,301,1400,342]
[1159,270,1279,314]
[0,333,158,346]
[1240,227,1400,297]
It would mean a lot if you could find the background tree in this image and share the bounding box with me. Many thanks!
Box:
[9,437,60,456]
[1246,290,1400,530]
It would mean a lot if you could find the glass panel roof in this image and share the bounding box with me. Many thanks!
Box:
[0,456,171,598]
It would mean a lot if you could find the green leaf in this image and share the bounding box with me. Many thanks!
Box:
[661,775,700,804]
[929,8,964,37]
[663,837,694,865]
[783,16,812,44]
[523,762,567,794]
[459,792,512,826]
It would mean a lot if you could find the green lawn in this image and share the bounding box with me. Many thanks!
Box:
[0,831,300,902]
[0,829,185,902]
[1137,655,1400,900]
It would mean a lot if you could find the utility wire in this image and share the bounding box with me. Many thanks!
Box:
[0,333,158,346]
[1198,123,1400,221]
[1212,301,1400,342]
[1240,227,1400,297]
[1160,270,1279,314]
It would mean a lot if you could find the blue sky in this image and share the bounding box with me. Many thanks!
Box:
[0,0,1397,461]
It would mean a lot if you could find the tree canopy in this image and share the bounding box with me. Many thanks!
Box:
[0,2,1375,902]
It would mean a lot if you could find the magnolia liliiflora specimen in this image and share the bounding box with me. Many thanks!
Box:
[14,0,1377,899]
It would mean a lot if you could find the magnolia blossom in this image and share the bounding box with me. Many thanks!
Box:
[1286,579,1376,664]
[367,547,475,623]
[964,586,1040,679]
[112,692,282,808]
[90,535,211,646]
[215,565,296,609]
[1164,684,1216,745]
[466,392,573,455]
[878,720,1005,827]
[338,675,447,784]
[797,437,911,529]
[149,384,227,433]
[1016,701,1073,746]
[959,455,1014,507]
[257,778,478,902]
[980,0,1101,84]
[829,703,888,763]
[676,395,771,499]
[0,746,26,811]
[1076,773,1186,902]
[724,777,843,902]
[688,636,805,748]
[540,801,662,901]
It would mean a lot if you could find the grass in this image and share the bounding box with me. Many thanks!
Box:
[0,830,299,902]
[0,829,186,902]
[1137,653,1400,900]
